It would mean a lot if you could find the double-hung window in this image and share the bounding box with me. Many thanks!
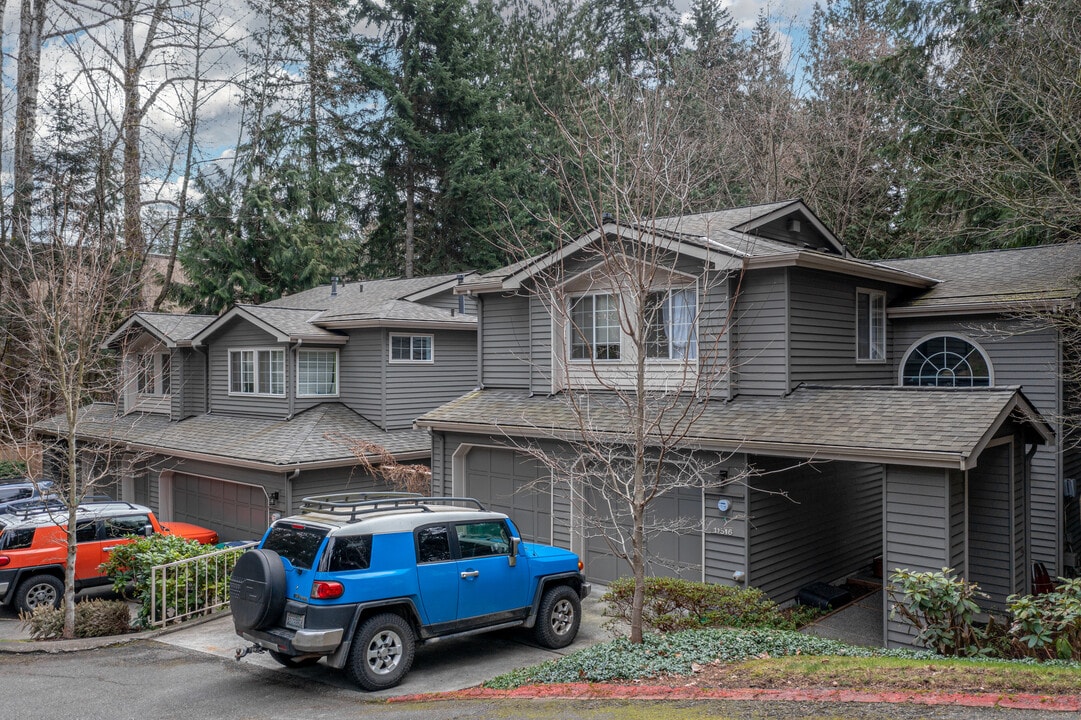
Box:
[856,289,886,362]
[570,293,621,361]
[229,348,285,395]
[135,352,171,395]
[645,288,697,360]
[297,349,338,397]
[389,334,433,362]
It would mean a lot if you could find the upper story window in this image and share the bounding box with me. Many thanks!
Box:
[856,289,886,362]
[297,349,338,397]
[901,335,992,387]
[570,293,621,361]
[136,352,171,396]
[390,334,433,363]
[645,288,697,360]
[229,348,285,396]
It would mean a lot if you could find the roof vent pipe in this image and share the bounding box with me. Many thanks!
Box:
[330,277,339,297]
[457,274,465,315]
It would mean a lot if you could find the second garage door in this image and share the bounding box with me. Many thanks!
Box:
[464,447,551,544]
[172,474,269,542]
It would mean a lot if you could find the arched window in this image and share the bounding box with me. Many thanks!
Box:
[901,335,992,387]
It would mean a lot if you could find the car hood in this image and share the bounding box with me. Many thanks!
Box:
[160,521,219,545]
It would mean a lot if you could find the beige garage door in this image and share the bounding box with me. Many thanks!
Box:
[172,474,269,542]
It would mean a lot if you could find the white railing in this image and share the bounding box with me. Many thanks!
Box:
[149,542,257,628]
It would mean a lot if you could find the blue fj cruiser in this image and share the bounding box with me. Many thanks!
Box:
[230,494,591,690]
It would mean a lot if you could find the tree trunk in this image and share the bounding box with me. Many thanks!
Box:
[404,148,415,278]
[121,0,146,290]
[13,0,47,247]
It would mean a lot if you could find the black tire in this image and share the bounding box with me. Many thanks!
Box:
[269,650,320,668]
[533,584,580,649]
[229,549,286,631]
[346,613,415,691]
[15,574,63,613]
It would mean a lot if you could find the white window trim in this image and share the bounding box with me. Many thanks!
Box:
[644,286,699,363]
[227,347,286,397]
[897,332,995,386]
[296,348,340,398]
[388,333,435,364]
[135,351,171,397]
[855,288,887,364]
[567,292,622,364]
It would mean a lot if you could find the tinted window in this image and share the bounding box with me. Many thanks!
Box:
[327,535,372,571]
[75,520,98,543]
[455,521,511,558]
[263,524,328,570]
[416,526,451,563]
[0,527,35,550]
[104,514,152,539]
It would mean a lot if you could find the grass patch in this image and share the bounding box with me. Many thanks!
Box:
[724,654,1081,695]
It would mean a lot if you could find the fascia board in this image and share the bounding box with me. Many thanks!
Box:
[887,299,1068,318]
[191,307,290,347]
[315,319,476,331]
[102,315,176,350]
[746,252,936,288]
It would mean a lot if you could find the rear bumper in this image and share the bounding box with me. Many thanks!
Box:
[240,626,344,654]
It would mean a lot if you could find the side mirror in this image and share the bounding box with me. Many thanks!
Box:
[508,536,520,567]
[143,524,155,537]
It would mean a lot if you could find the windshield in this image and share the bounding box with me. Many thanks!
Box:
[262,523,328,570]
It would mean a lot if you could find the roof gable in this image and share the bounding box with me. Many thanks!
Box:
[103,312,216,349]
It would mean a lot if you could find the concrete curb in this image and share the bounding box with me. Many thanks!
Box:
[0,609,233,654]
[389,684,1081,712]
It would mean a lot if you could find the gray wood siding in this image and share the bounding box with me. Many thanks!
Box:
[339,329,384,425]
[699,272,733,399]
[289,466,383,514]
[207,320,290,418]
[892,317,1061,571]
[529,294,554,394]
[481,293,531,388]
[949,470,966,572]
[884,466,949,647]
[733,268,789,396]
[748,458,882,601]
[417,288,476,315]
[750,217,835,252]
[789,270,895,385]
[384,329,477,430]
[180,349,207,419]
[968,443,1013,608]
[704,459,748,585]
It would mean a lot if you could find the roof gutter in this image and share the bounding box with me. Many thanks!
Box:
[745,252,937,288]
[887,299,1070,318]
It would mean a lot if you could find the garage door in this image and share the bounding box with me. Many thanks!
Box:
[584,484,702,584]
[173,474,269,542]
[464,448,551,544]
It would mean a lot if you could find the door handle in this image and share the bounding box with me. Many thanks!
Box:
[460,570,480,579]
[102,546,120,552]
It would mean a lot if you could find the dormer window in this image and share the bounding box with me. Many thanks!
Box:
[570,294,621,361]
[136,352,171,396]
[856,289,886,362]
[645,289,697,360]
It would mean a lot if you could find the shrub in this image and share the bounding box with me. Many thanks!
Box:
[1008,577,1081,661]
[100,534,224,628]
[20,599,132,640]
[888,567,994,657]
[603,576,805,632]
[0,460,27,479]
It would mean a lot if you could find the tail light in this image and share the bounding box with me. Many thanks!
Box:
[0,556,9,567]
[311,580,344,600]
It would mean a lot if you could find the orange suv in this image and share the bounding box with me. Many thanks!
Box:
[0,500,218,612]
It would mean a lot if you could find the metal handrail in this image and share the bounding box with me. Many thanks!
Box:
[149,541,257,628]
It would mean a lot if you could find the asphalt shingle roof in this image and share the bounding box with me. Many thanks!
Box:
[40,403,430,469]
[263,273,466,311]
[417,386,1049,469]
[883,244,1081,309]
[233,305,345,341]
[133,312,217,342]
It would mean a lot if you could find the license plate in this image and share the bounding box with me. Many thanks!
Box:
[285,612,304,630]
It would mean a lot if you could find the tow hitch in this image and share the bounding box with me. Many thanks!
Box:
[235,643,266,661]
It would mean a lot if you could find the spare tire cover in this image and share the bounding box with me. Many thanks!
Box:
[230,549,286,631]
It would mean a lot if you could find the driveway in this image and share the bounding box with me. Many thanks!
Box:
[2,585,613,699]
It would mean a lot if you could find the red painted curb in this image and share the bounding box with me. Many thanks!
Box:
[388,684,1081,711]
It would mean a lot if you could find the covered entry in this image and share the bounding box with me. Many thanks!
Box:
[171,473,269,541]
[459,446,552,544]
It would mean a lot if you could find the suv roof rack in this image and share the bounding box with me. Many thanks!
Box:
[299,493,488,522]
[0,498,138,520]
